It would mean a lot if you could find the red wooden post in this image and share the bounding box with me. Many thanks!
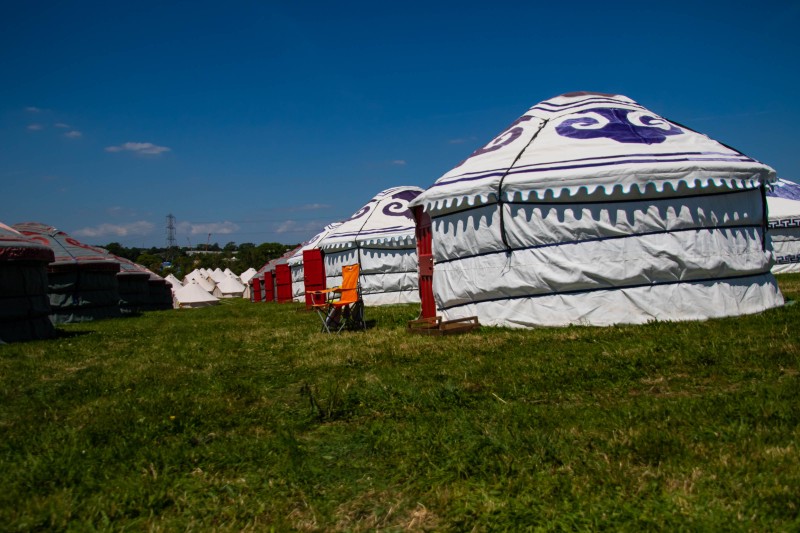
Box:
[275,264,292,303]
[413,205,436,319]
[264,271,275,301]
[302,249,326,309]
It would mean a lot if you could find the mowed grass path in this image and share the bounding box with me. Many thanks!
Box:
[2,275,799,531]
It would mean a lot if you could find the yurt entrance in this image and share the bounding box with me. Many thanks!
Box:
[413,206,436,319]
[302,249,326,309]
[275,264,292,303]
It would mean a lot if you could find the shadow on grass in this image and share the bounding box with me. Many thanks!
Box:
[54,329,93,339]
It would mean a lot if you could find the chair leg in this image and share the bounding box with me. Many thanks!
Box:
[316,307,331,333]
[351,300,366,330]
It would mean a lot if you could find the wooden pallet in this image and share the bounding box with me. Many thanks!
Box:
[407,315,480,336]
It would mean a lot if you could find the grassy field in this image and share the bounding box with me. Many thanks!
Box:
[2,275,799,531]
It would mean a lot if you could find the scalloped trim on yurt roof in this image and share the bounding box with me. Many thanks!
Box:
[411,93,776,215]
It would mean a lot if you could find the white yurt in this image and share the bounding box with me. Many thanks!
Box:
[14,222,123,324]
[173,280,220,308]
[0,222,56,342]
[767,178,800,273]
[318,186,424,305]
[287,222,342,302]
[409,92,784,327]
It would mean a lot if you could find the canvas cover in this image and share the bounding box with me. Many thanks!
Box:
[410,92,784,327]
[767,178,800,273]
[0,222,56,342]
[164,273,183,290]
[14,222,123,324]
[174,281,220,308]
[318,186,424,305]
[213,275,245,298]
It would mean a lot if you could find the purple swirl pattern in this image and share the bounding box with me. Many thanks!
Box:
[555,108,683,144]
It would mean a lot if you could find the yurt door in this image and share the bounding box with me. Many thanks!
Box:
[264,271,275,302]
[275,264,292,303]
[302,249,326,309]
[413,206,436,319]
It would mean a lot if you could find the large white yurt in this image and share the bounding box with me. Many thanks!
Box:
[0,222,56,342]
[287,222,342,303]
[409,92,784,327]
[318,186,424,305]
[767,178,800,273]
[14,222,123,324]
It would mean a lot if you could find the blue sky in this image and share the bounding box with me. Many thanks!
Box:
[2,0,798,248]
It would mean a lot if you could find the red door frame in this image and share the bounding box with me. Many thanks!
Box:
[413,205,436,319]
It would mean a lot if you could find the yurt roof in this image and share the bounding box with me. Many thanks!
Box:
[256,245,303,276]
[411,92,776,214]
[0,222,55,262]
[768,178,800,201]
[319,186,423,250]
[13,222,120,271]
[287,222,343,266]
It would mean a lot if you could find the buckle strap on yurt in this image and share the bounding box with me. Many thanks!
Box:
[497,119,548,250]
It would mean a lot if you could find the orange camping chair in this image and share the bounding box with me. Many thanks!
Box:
[309,264,366,333]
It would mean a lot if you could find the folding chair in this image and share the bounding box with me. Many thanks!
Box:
[309,264,366,333]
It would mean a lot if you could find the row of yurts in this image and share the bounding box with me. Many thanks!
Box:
[246,92,800,327]
[0,219,267,343]
[2,92,799,343]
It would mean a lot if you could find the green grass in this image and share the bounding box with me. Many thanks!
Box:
[2,275,800,531]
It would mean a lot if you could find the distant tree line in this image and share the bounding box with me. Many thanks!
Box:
[101,241,298,278]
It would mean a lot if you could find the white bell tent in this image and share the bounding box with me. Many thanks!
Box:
[410,92,784,327]
[767,178,800,273]
[318,186,424,306]
[173,280,220,308]
[164,273,183,291]
[213,275,246,298]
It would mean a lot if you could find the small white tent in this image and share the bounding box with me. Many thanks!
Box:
[174,281,220,308]
[767,178,800,273]
[164,273,183,291]
[410,92,784,327]
[318,186,424,305]
[213,275,245,298]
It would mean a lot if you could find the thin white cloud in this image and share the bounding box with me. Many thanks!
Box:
[54,122,70,128]
[177,221,239,236]
[25,106,43,113]
[64,130,82,139]
[449,136,476,145]
[274,219,325,234]
[27,123,44,131]
[390,159,407,166]
[73,221,155,238]
[105,142,171,155]
[296,203,331,211]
